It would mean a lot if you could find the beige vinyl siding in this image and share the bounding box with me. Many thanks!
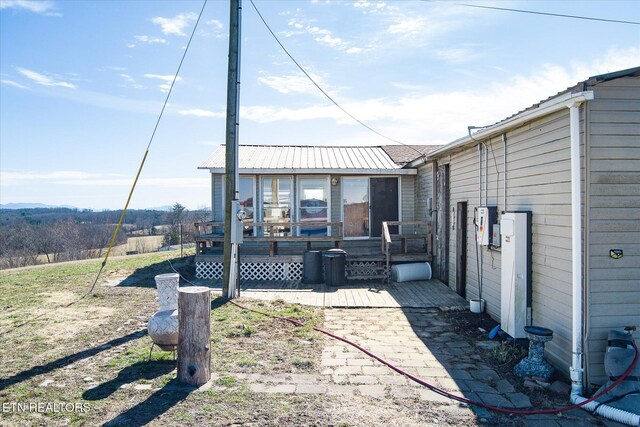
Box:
[212,174,223,221]
[439,107,577,375]
[401,175,416,234]
[415,163,434,223]
[586,77,640,386]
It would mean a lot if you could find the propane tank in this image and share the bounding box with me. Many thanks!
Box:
[593,329,640,414]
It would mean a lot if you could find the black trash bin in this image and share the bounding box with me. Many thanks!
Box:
[323,249,347,287]
[302,250,323,284]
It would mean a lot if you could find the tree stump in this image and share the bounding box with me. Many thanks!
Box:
[177,286,211,386]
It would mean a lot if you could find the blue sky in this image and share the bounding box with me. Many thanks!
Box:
[1,0,638,210]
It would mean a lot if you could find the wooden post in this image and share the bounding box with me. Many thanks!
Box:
[177,286,211,386]
[222,0,242,299]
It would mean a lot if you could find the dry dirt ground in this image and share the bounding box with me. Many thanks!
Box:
[0,252,617,426]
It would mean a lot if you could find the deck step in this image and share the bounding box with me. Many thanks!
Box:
[346,265,385,271]
[346,256,384,262]
[347,274,387,280]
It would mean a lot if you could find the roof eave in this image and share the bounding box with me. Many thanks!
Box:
[200,167,417,175]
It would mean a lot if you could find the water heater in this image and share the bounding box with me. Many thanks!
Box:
[500,211,532,339]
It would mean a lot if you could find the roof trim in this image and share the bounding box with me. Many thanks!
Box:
[198,167,417,175]
[408,90,594,166]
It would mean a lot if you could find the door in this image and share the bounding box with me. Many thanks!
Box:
[343,177,370,238]
[261,177,292,236]
[370,177,399,237]
[435,164,450,283]
[456,201,467,298]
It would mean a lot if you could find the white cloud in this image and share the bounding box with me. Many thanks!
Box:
[143,73,182,92]
[1,170,209,188]
[1,171,119,186]
[178,109,224,118]
[151,12,197,36]
[434,45,485,64]
[119,73,144,89]
[257,73,325,95]
[353,1,387,13]
[17,68,76,89]
[240,48,640,145]
[287,18,362,54]
[206,19,223,29]
[387,17,425,35]
[134,35,167,44]
[1,79,30,89]
[0,0,60,16]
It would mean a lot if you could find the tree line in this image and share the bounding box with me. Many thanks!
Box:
[0,204,209,269]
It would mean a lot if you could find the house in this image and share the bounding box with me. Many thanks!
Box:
[195,66,638,393]
[410,66,640,390]
[195,144,440,281]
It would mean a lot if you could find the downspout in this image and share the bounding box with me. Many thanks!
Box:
[502,134,507,212]
[567,98,640,426]
[485,146,489,206]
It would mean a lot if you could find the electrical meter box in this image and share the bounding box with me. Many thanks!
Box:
[230,200,244,244]
[500,211,532,339]
[474,206,498,246]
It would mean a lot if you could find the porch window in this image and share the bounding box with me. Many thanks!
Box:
[262,177,292,236]
[298,177,329,236]
[221,176,255,236]
[238,177,254,236]
[343,177,369,238]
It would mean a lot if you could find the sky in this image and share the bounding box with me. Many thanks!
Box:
[1,0,639,210]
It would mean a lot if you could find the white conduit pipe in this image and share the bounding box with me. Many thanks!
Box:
[566,100,640,427]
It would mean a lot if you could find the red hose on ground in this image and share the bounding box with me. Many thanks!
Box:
[164,261,637,417]
[223,297,638,416]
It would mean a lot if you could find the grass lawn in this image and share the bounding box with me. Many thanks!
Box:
[1,251,428,426]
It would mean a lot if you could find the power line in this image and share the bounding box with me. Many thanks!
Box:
[0,0,209,336]
[248,0,423,155]
[87,0,208,295]
[453,2,640,25]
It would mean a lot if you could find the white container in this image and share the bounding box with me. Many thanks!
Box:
[154,273,179,311]
[470,298,485,314]
[148,309,179,351]
[149,273,180,350]
[390,262,432,282]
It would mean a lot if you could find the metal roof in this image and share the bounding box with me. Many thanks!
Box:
[199,145,429,174]
[381,145,442,165]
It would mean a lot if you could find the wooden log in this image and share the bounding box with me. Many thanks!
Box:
[177,286,211,386]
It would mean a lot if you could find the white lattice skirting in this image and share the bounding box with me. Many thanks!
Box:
[346,261,389,279]
[196,261,303,281]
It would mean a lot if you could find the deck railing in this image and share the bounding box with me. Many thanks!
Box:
[195,220,344,255]
[381,221,432,283]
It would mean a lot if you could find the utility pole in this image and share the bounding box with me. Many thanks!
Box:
[222,0,242,299]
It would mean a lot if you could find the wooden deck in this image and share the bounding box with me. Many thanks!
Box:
[193,278,467,309]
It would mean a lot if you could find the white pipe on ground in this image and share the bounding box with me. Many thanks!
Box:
[566,98,640,427]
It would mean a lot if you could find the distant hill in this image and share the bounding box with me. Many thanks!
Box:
[0,203,77,210]
[145,205,173,212]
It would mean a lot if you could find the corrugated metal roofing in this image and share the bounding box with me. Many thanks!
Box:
[382,145,442,165]
[199,145,426,171]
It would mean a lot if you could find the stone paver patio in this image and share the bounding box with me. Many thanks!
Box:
[219,306,620,426]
